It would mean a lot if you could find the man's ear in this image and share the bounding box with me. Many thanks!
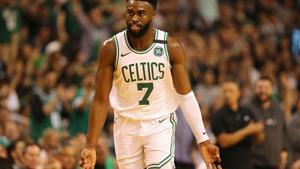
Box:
[152,10,156,17]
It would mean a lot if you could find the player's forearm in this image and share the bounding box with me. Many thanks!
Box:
[177,91,209,143]
[85,100,109,148]
[217,128,248,148]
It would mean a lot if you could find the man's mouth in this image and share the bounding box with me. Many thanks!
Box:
[130,24,141,32]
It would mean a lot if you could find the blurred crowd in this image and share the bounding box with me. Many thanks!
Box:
[0,0,300,168]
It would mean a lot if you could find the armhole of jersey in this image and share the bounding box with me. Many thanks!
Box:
[164,32,171,66]
[113,36,119,70]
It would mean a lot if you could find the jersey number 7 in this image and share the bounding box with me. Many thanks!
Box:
[137,83,153,105]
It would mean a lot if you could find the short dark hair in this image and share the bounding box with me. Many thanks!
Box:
[258,75,273,84]
[126,0,158,10]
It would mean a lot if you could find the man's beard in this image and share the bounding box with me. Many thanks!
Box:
[256,93,271,103]
[127,22,151,38]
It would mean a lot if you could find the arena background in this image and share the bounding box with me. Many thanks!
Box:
[0,0,300,168]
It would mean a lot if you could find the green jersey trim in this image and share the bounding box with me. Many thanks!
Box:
[145,113,176,169]
[113,36,120,69]
[164,32,170,64]
[124,29,158,54]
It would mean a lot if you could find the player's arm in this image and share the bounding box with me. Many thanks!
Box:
[168,36,209,144]
[168,36,221,168]
[85,39,115,148]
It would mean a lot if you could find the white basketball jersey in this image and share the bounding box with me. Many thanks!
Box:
[109,29,178,120]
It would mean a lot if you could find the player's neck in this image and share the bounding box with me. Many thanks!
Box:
[127,27,155,51]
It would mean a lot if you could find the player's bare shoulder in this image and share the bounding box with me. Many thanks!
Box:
[167,35,185,64]
[167,36,182,50]
[101,38,116,57]
[98,38,116,66]
[102,38,115,49]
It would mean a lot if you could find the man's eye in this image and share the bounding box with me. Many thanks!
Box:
[128,11,134,16]
[138,12,145,17]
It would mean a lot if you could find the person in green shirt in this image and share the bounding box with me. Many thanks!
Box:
[69,71,94,136]
[0,0,21,63]
[0,1,21,43]
[28,69,61,141]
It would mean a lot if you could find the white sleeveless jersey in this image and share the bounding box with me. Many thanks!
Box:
[109,29,178,120]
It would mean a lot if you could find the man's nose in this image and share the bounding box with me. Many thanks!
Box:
[131,14,139,23]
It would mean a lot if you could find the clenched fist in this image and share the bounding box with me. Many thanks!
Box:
[80,147,96,169]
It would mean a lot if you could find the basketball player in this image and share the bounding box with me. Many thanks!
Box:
[80,0,221,168]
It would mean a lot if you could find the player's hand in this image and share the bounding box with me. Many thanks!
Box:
[80,147,96,169]
[198,140,222,169]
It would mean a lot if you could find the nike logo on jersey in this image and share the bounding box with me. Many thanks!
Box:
[121,52,131,57]
[158,117,168,123]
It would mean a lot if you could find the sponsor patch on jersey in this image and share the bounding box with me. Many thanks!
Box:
[153,46,163,57]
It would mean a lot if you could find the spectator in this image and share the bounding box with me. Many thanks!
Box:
[69,71,94,136]
[28,69,60,141]
[57,0,82,57]
[58,82,77,128]
[72,0,110,61]
[211,80,264,169]
[0,79,20,113]
[21,143,42,169]
[45,40,67,75]
[14,43,37,104]
[248,76,289,169]
[0,0,21,63]
[194,68,221,108]
[57,145,78,169]
[6,140,25,169]
[4,121,21,143]
[41,129,61,156]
